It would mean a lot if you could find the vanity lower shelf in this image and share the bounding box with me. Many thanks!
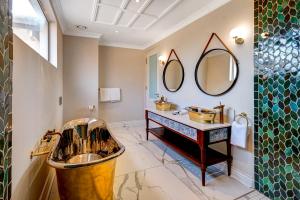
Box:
[145,109,232,186]
[148,127,229,167]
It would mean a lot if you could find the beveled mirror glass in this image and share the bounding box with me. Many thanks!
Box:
[163,59,184,92]
[195,48,239,96]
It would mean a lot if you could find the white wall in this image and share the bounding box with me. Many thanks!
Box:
[63,36,99,123]
[146,0,254,186]
[12,25,63,200]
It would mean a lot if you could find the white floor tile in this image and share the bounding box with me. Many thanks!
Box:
[114,166,204,200]
[49,125,268,200]
[115,144,163,176]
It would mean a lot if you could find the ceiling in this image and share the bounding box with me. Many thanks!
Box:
[51,0,230,49]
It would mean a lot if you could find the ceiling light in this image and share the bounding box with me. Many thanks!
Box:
[75,25,87,31]
[136,0,140,2]
[115,30,119,33]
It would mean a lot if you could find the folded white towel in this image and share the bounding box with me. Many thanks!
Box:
[100,88,110,102]
[231,121,248,148]
[100,88,121,102]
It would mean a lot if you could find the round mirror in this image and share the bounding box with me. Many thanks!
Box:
[195,48,239,96]
[163,60,184,92]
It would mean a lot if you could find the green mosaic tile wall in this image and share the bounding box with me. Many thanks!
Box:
[254,0,300,199]
[0,0,13,199]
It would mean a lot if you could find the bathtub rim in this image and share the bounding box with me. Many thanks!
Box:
[47,145,125,169]
[46,119,125,169]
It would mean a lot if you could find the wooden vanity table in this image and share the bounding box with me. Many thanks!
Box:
[145,108,232,186]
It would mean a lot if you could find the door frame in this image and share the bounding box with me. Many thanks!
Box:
[145,53,160,109]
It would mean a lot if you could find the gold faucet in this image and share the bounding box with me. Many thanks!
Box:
[43,129,62,141]
[158,96,166,103]
[30,130,62,159]
[214,102,225,124]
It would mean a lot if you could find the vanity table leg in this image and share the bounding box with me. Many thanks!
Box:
[200,147,207,186]
[198,131,207,186]
[145,111,149,141]
[226,128,232,176]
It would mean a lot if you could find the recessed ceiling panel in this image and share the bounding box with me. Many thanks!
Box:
[53,0,231,49]
[96,4,120,24]
[132,15,156,29]
[117,11,135,26]
[100,0,122,7]
[126,0,148,12]
[144,0,176,16]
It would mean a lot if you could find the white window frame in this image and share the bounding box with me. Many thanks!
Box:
[13,0,59,68]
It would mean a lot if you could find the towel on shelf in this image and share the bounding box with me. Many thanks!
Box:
[110,88,121,102]
[231,121,248,148]
[100,88,121,102]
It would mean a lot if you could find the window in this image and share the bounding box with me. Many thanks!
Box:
[148,54,158,99]
[13,0,49,60]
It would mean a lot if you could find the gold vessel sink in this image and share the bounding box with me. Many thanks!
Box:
[155,96,174,111]
[155,102,173,111]
[186,107,217,124]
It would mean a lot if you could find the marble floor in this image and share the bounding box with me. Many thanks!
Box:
[49,124,269,200]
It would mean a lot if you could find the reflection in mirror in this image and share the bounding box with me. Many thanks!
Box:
[196,49,238,96]
[163,60,184,92]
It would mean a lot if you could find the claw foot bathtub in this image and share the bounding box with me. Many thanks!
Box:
[47,118,125,200]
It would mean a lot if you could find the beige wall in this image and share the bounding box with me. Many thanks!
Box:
[12,25,63,200]
[63,36,99,122]
[99,46,145,122]
[146,0,254,185]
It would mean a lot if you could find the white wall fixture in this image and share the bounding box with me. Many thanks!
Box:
[230,26,247,45]
[158,55,166,66]
[88,105,96,112]
[100,88,121,103]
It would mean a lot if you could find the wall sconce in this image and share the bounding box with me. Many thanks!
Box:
[230,27,247,45]
[158,55,166,66]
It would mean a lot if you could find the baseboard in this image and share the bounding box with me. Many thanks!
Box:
[214,163,254,188]
[107,120,145,128]
[39,169,56,200]
[231,166,254,188]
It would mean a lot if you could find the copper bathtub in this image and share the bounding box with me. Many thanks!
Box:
[47,118,125,200]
